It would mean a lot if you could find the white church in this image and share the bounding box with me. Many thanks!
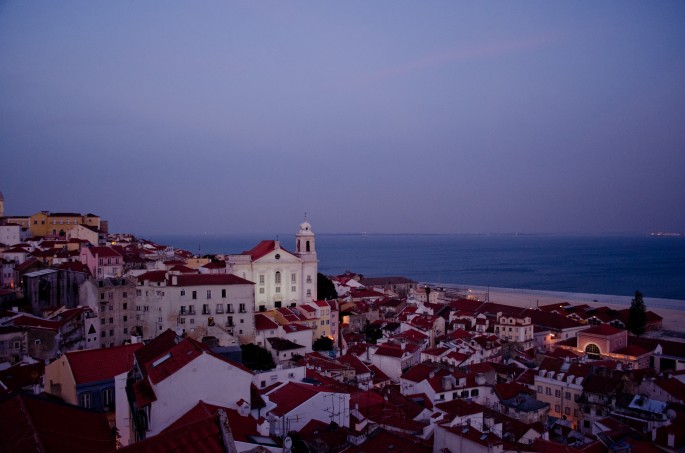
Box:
[227,220,318,311]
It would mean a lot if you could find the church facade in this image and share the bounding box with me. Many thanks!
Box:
[227,221,318,311]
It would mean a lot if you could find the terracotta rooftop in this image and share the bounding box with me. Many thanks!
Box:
[0,393,115,452]
[66,343,143,385]
[172,273,254,286]
[266,382,332,416]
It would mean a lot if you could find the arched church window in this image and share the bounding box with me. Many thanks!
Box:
[306,241,310,252]
[275,271,281,284]
[585,343,600,359]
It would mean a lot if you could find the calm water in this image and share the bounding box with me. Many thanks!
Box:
[145,234,685,302]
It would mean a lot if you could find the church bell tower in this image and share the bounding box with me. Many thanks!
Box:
[295,216,318,301]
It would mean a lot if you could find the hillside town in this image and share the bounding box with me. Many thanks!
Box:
[1,194,684,453]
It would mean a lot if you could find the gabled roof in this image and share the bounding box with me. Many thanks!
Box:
[162,401,261,443]
[241,240,297,261]
[66,343,142,385]
[266,382,332,416]
[255,313,279,331]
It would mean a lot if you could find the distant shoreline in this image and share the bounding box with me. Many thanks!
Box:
[425,283,685,335]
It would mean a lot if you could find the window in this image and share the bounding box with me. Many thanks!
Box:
[34,339,41,345]
[109,329,113,336]
[275,272,281,284]
[109,318,114,324]
[239,303,246,313]
[274,301,281,309]
[136,289,141,296]
[259,288,264,294]
[181,290,186,296]
[291,273,296,283]
[564,407,570,416]
[206,290,211,299]
[158,317,163,323]
[306,275,312,284]
[291,286,296,292]
[321,320,325,326]
[179,318,185,324]
[221,289,226,298]
[555,404,560,412]
[79,392,92,408]
[100,293,105,300]
[259,275,265,284]
[180,306,186,314]
[122,303,127,309]
[192,291,197,300]
[565,392,571,400]
[275,287,280,293]
[555,390,561,397]
[585,343,600,359]
[203,304,210,314]
[101,318,105,325]
[545,387,551,395]
[470,389,479,397]
[103,388,114,409]
[227,316,233,327]
[190,318,195,324]
[306,289,311,297]
[537,385,542,393]
[123,328,128,334]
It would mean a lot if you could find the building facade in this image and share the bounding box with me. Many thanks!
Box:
[227,222,318,312]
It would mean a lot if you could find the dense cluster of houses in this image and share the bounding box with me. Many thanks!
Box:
[1,195,684,452]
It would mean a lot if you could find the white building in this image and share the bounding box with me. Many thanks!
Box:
[135,272,256,344]
[123,333,254,441]
[495,314,534,349]
[227,221,318,312]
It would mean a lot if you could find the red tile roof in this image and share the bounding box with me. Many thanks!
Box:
[241,240,295,261]
[582,324,625,336]
[255,313,279,331]
[0,393,115,452]
[66,343,143,385]
[136,270,168,283]
[163,401,261,443]
[266,382,332,416]
[144,338,205,385]
[86,246,122,258]
[173,273,254,286]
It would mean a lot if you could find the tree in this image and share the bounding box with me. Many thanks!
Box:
[364,320,382,344]
[313,336,334,351]
[240,343,275,371]
[627,290,647,336]
[317,273,337,300]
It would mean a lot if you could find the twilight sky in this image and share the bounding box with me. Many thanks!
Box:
[1,2,684,235]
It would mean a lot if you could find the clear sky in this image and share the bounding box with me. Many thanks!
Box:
[1,2,684,235]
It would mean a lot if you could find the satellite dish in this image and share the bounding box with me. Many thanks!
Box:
[284,436,293,449]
